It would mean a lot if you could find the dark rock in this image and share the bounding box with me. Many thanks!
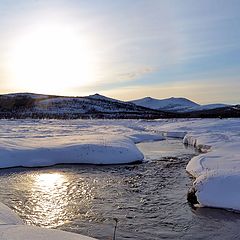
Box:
[187,187,199,205]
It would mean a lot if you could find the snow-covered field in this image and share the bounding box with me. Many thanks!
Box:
[0,118,240,212]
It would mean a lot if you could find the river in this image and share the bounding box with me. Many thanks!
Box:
[0,139,240,239]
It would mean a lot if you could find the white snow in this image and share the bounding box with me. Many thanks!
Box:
[0,202,96,239]
[149,118,240,211]
[1,118,240,211]
[193,170,240,211]
[0,135,144,168]
[0,202,23,225]
[0,119,169,167]
[0,225,97,240]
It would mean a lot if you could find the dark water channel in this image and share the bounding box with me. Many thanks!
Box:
[0,139,240,239]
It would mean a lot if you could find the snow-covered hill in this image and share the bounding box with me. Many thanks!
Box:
[0,93,238,119]
[0,93,169,119]
[2,92,50,99]
[87,93,123,103]
[131,97,229,112]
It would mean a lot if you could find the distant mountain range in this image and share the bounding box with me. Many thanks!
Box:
[0,93,239,119]
[130,96,228,112]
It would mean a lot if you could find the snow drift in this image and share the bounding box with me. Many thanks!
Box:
[193,170,240,210]
[0,135,144,168]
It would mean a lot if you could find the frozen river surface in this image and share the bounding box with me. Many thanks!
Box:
[0,140,240,239]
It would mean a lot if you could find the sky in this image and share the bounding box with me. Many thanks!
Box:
[0,0,240,104]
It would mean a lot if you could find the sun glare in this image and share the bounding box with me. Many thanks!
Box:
[34,173,65,191]
[7,22,98,94]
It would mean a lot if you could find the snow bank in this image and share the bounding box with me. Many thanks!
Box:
[0,202,97,239]
[194,170,240,211]
[140,118,240,210]
[153,118,240,211]
[186,142,240,178]
[0,202,23,225]
[0,225,97,240]
[0,135,144,168]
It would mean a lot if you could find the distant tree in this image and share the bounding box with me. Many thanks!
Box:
[13,96,35,109]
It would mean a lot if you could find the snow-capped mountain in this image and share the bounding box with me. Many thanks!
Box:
[131,97,199,112]
[131,97,229,112]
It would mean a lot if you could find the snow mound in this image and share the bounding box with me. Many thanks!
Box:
[194,170,240,211]
[0,203,23,225]
[0,225,97,240]
[186,142,240,178]
[0,135,144,168]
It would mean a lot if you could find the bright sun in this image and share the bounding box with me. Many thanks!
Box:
[7,22,98,94]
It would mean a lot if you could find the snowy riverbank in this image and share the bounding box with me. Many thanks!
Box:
[150,118,240,211]
[0,118,240,212]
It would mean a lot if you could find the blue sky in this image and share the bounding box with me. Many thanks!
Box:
[0,0,239,104]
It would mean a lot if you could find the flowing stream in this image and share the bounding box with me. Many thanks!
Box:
[0,139,240,239]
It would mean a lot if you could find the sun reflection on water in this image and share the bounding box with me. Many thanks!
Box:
[31,173,69,227]
[0,170,101,229]
[25,171,97,228]
[35,173,65,192]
